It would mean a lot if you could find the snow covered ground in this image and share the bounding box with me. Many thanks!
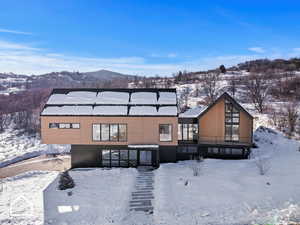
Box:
[154,128,300,225]
[0,171,59,225]
[44,168,137,225]
[0,129,70,168]
[0,128,299,225]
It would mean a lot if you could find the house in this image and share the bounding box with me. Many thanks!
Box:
[40,88,253,168]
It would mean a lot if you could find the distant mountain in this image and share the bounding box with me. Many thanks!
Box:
[83,69,133,81]
[0,69,137,94]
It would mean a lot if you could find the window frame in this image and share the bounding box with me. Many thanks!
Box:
[224,100,240,142]
[92,123,127,142]
[49,123,80,129]
[178,123,198,141]
[159,124,173,142]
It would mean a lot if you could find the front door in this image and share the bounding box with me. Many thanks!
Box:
[139,151,152,166]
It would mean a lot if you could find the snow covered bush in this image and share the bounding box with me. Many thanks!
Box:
[58,171,75,190]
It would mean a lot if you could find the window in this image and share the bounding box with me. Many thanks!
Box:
[71,123,80,129]
[101,149,137,167]
[110,124,118,141]
[225,100,240,142]
[119,124,127,142]
[159,124,172,142]
[178,124,182,140]
[92,124,101,141]
[49,123,59,128]
[49,123,80,129]
[93,124,127,142]
[178,123,198,141]
[101,124,110,141]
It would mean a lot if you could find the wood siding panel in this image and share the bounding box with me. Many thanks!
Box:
[198,100,225,143]
[41,116,177,146]
[198,98,253,144]
[239,110,253,143]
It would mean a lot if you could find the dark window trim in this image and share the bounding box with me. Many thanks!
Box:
[159,124,173,142]
[92,123,127,142]
[178,123,198,141]
[49,122,80,129]
[224,100,240,142]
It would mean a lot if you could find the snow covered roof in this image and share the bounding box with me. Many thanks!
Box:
[42,106,93,115]
[96,91,129,104]
[158,106,178,116]
[129,106,158,115]
[42,88,178,116]
[179,106,207,118]
[93,106,128,115]
[130,92,157,105]
[157,92,177,105]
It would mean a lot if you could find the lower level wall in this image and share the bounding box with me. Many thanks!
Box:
[71,145,100,168]
[71,145,177,168]
[159,146,177,163]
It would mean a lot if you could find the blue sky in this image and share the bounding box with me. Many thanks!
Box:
[0,0,300,76]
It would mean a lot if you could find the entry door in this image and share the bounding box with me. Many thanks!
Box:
[139,151,152,165]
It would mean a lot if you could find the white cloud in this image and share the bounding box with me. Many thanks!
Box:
[248,47,265,53]
[0,40,39,51]
[149,53,178,58]
[0,28,32,35]
[293,48,300,52]
[0,39,298,76]
[167,53,177,58]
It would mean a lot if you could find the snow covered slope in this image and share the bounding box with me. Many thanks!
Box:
[0,129,70,168]
[154,127,300,225]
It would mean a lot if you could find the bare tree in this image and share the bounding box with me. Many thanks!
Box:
[283,100,299,137]
[245,73,269,113]
[228,77,237,97]
[178,86,191,112]
[202,72,220,105]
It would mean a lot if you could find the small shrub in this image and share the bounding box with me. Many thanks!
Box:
[58,171,75,190]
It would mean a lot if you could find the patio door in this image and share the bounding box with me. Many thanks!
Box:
[139,151,152,166]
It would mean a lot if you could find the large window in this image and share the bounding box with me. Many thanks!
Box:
[178,123,198,141]
[159,124,172,142]
[49,123,80,129]
[225,100,240,141]
[93,124,127,142]
[101,149,138,167]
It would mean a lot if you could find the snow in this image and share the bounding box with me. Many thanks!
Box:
[42,106,93,115]
[93,105,128,115]
[158,106,178,115]
[128,144,159,148]
[179,106,207,118]
[0,129,70,168]
[153,128,300,225]
[157,92,177,105]
[46,92,97,105]
[130,92,157,104]
[129,106,157,115]
[0,171,59,225]
[96,91,129,104]
[44,168,137,225]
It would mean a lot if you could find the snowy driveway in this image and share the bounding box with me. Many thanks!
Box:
[0,155,71,178]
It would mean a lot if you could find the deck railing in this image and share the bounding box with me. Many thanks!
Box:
[198,136,252,146]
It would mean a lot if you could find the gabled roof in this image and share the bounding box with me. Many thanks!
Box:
[178,92,253,119]
[197,92,253,119]
[41,88,178,117]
